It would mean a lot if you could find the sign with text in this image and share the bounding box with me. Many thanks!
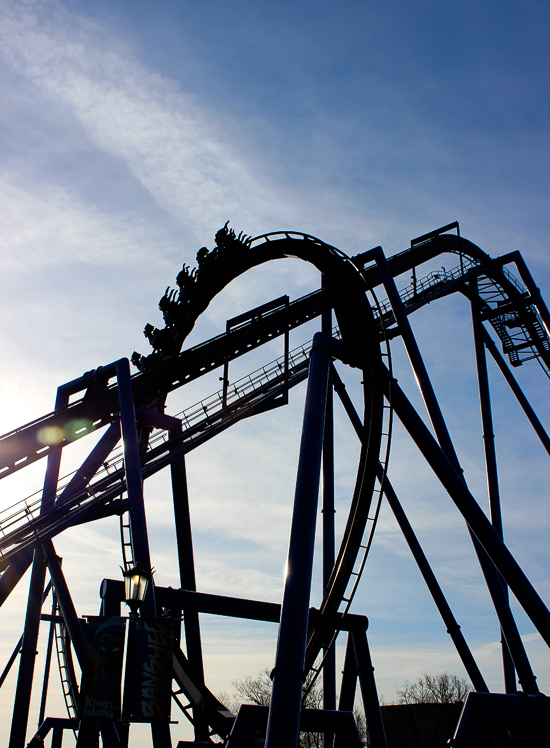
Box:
[79,616,126,721]
[129,618,175,723]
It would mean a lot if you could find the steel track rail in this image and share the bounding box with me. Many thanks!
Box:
[0,363,311,571]
[2,234,547,481]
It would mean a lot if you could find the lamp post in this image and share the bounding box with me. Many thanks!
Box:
[120,562,153,748]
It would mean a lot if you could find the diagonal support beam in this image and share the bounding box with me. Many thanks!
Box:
[331,364,488,692]
[383,365,550,655]
[373,246,538,694]
[481,326,550,457]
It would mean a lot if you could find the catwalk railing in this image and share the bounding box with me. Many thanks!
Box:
[2,249,550,567]
[0,240,548,485]
[0,337,319,569]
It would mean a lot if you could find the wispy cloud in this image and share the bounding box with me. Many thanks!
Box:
[0,174,176,270]
[1,0,291,238]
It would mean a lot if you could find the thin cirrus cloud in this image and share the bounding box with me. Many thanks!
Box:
[0,0,290,239]
[0,175,176,270]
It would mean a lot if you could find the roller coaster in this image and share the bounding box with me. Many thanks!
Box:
[1,221,550,747]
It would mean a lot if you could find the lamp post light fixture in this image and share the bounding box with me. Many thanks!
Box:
[122,562,153,616]
[120,562,153,748]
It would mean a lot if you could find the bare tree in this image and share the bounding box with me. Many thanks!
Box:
[227,668,322,747]
[231,667,272,707]
[224,668,368,746]
[378,673,471,747]
[397,672,471,705]
[231,667,323,710]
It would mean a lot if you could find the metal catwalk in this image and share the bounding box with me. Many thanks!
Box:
[1,222,550,746]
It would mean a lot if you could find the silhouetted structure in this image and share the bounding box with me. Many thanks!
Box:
[381,703,463,748]
[2,222,550,746]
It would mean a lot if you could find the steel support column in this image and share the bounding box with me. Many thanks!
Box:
[471,293,516,692]
[169,427,207,740]
[9,552,48,748]
[352,629,387,748]
[0,584,52,695]
[266,332,330,748]
[321,296,336,748]
[0,552,34,608]
[338,634,358,714]
[382,473,489,692]
[372,246,461,467]
[385,368,539,692]
[116,359,171,748]
[9,381,68,748]
[335,638,358,748]
[116,359,154,598]
[41,541,86,659]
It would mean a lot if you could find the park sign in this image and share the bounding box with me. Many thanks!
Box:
[128,618,175,723]
[80,617,125,721]
[79,616,175,723]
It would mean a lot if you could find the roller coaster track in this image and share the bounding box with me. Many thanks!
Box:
[0,339,316,570]
[2,227,550,744]
[1,234,548,487]
[1,236,548,561]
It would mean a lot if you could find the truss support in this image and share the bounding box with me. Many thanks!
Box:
[266,332,330,748]
[330,364,489,692]
[37,591,57,726]
[384,368,550,658]
[471,291,516,693]
[382,472,489,693]
[481,326,550,457]
[116,359,154,601]
[373,247,538,694]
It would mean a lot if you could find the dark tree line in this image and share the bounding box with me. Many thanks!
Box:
[219,669,470,747]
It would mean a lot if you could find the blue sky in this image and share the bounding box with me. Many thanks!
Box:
[1,0,550,744]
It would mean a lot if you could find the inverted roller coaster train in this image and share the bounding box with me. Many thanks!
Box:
[1,221,550,747]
